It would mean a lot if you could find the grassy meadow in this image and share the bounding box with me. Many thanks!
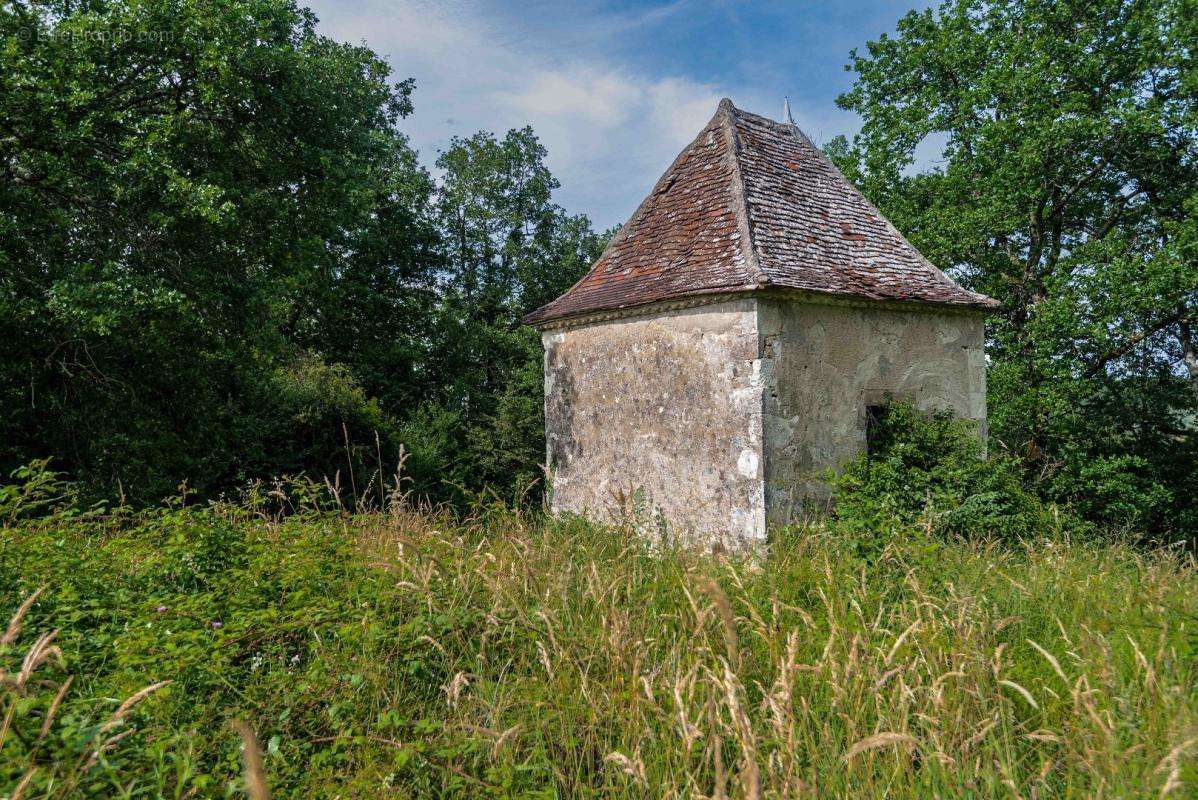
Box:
[3,2,1196,798]
[2,480,1197,798]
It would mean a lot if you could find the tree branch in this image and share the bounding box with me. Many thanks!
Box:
[1082,313,1188,379]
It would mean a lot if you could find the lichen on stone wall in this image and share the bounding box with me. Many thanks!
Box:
[543,298,766,551]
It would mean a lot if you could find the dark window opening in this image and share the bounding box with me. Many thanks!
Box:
[865,404,890,456]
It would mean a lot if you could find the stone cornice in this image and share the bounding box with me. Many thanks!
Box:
[530,287,994,332]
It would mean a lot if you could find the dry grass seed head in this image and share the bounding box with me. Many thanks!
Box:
[37,674,73,742]
[999,679,1039,710]
[1126,634,1157,689]
[1154,737,1198,798]
[720,663,761,800]
[885,620,921,666]
[2,586,45,646]
[843,732,917,762]
[673,664,704,750]
[604,750,647,786]
[694,575,739,671]
[231,719,271,800]
[1026,638,1068,683]
[443,671,470,708]
[18,629,63,689]
[492,724,522,759]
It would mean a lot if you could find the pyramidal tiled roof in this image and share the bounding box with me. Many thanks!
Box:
[524,99,997,326]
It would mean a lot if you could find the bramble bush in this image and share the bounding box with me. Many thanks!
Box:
[2,462,1196,798]
[831,402,1084,547]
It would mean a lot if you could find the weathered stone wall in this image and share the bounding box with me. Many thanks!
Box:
[758,298,987,525]
[543,298,766,550]
[542,295,988,546]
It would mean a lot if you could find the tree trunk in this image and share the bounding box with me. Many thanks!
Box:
[1179,312,1198,408]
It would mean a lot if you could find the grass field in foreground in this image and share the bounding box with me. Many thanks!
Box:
[2,500,1197,798]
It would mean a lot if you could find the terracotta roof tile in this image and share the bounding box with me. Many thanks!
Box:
[524,99,997,326]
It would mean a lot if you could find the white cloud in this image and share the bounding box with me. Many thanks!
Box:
[493,68,727,214]
[499,70,640,127]
[305,0,846,228]
[645,77,728,143]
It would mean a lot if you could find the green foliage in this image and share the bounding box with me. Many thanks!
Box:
[833,0,1198,537]
[832,402,1071,546]
[1,465,1196,797]
[2,591,144,798]
[396,401,476,504]
[394,329,558,507]
[0,0,437,503]
[0,0,604,509]
[420,129,606,505]
[0,460,79,524]
[250,357,403,500]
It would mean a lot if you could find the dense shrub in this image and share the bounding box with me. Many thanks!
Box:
[0,0,440,505]
[0,1,602,511]
[832,402,1076,544]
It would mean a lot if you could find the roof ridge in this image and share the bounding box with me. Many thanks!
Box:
[716,100,767,289]
[783,121,996,307]
[732,104,808,136]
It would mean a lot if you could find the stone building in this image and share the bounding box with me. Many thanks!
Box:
[523,99,997,550]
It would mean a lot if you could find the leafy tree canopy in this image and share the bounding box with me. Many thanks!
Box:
[830,0,1198,535]
[0,0,602,506]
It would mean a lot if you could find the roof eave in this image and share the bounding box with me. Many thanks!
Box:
[524,284,999,331]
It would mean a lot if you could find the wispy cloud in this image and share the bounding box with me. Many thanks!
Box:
[305,0,858,228]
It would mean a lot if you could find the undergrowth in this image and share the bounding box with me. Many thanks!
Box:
[1,462,1196,798]
[831,402,1081,547]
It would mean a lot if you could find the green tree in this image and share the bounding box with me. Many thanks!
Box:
[408,128,605,502]
[831,0,1198,535]
[0,0,437,501]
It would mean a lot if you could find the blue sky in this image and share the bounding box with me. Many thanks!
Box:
[304,0,933,229]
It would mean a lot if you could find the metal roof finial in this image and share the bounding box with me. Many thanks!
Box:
[782,96,795,125]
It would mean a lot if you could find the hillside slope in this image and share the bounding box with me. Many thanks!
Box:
[3,499,1197,798]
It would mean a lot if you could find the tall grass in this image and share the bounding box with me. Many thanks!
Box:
[1,479,1196,796]
[350,509,1198,798]
[0,587,171,798]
